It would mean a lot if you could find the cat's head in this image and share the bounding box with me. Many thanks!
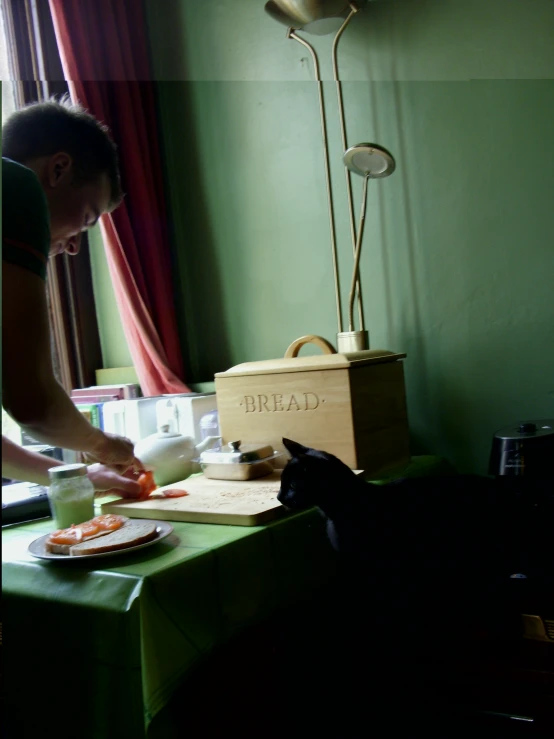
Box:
[277,438,357,512]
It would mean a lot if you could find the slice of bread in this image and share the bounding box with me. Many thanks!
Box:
[45,516,130,555]
[69,520,158,557]
[46,527,117,555]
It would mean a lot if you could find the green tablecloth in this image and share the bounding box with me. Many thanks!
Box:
[2,505,336,738]
[3,455,449,737]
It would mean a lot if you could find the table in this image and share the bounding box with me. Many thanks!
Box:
[2,505,337,738]
[2,455,452,737]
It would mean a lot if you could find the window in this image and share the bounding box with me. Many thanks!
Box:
[0,6,16,122]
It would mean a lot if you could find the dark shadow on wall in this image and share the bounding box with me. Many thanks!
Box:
[145,0,233,383]
[154,80,234,384]
[348,3,484,472]
[339,2,437,464]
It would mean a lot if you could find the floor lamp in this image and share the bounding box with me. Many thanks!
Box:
[265,0,396,354]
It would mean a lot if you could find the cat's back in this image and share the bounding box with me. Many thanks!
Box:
[335,474,513,572]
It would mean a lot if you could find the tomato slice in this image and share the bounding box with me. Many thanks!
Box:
[161,489,188,498]
[91,514,127,532]
[138,471,157,498]
[76,521,101,538]
[48,526,84,545]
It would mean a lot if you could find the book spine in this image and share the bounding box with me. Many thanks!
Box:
[75,403,103,430]
[71,395,119,404]
[97,403,104,431]
[71,389,125,401]
[71,384,141,400]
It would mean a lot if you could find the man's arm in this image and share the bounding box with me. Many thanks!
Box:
[2,261,134,469]
[2,436,142,497]
[1,436,60,486]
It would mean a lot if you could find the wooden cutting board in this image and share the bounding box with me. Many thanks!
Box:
[100,471,286,526]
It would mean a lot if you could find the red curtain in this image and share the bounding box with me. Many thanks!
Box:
[48,0,190,396]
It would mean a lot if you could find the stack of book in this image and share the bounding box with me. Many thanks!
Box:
[71,384,141,430]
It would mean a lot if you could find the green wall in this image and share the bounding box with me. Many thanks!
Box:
[88,225,133,368]
[142,0,554,473]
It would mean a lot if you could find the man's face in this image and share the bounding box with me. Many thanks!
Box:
[44,152,112,257]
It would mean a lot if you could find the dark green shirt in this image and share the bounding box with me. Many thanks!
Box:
[2,157,50,280]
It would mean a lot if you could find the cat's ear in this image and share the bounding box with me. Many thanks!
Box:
[282,438,309,457]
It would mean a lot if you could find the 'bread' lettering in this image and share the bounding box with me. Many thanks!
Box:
[241,393,321,413]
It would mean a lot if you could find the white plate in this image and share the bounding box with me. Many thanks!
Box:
[28,520,174,561]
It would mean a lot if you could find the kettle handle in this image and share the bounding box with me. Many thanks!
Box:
[284,335,337,358]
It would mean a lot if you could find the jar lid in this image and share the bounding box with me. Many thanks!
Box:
[48,463,88,480]
[199,441,274,465]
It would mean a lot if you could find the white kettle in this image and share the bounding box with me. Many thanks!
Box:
[134,425,221,487]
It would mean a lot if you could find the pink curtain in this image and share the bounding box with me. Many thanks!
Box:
[49,0,190,396]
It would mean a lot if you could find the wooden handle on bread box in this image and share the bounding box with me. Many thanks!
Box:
[284,335,337,359]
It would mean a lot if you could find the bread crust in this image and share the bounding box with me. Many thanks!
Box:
[69,521,158,556]
[45,526,119,555]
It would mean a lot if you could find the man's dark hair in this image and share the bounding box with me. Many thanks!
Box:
[2,95,123,209]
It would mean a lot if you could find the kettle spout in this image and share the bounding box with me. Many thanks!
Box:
[194,435,222,456]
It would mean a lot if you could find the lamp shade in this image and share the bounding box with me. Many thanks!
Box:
[264,0,350,32]
[343,143,396,178]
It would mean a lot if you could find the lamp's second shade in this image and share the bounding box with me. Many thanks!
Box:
[343,143,396,178]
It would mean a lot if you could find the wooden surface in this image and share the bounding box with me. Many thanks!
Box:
[101,471,286,526]
[350,361,411,475]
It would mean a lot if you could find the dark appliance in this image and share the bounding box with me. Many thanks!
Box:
[489,419,554,478]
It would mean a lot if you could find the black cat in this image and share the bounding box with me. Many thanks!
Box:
[277,438,552,656]
[279,437,513,570]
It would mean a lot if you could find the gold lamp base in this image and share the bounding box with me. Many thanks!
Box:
[336,330,369,353]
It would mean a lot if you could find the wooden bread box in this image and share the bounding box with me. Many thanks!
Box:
[215,335,410,477]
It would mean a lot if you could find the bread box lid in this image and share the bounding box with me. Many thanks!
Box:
[215,335,406,379]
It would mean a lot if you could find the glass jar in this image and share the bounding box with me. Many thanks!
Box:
[199,410,220,442]
[47,463,95,529]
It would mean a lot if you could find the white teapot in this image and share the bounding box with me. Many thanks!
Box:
[134,425,221,487]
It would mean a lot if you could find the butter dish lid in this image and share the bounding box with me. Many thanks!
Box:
[199,441,274,465]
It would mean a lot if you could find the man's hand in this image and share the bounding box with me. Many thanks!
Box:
[84,432,136,473]
[87,464,142,498]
